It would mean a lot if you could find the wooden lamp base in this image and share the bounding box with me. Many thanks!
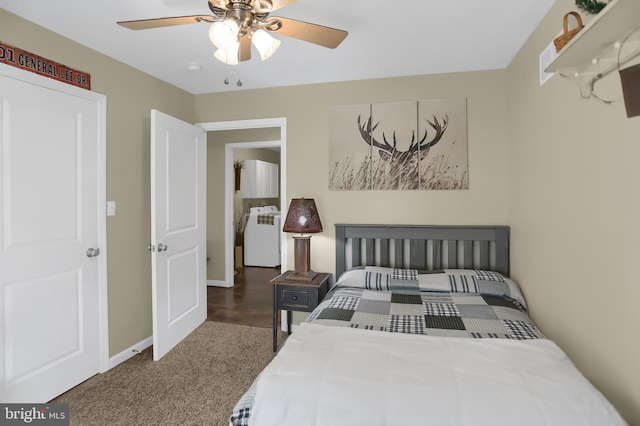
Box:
[288,235,317,282]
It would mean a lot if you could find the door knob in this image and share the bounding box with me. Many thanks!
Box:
[86,248,100,258]
[157,243,168,252]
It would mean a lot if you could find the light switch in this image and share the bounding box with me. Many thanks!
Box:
[107,201,116,216]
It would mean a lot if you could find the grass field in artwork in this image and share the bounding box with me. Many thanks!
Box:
[329,144,468,191]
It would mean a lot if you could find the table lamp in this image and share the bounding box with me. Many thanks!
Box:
[282,198,323,281]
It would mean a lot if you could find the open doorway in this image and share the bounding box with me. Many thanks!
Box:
[199,118,286,288]
[197,118,286,328]
[229,144,281,278]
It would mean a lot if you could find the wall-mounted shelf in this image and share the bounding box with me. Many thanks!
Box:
[544,0,640,103]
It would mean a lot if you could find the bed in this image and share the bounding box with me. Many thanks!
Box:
[230,224,626,426]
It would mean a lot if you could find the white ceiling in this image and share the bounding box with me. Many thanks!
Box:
[0,0,555,95]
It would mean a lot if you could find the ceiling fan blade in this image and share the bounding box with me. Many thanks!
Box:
[239,35,252,61]
[270,17,347,49]
[269,0,297,12]
[117,15,216,30]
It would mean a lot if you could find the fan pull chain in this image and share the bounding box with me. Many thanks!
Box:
[221,49,242,87]
[223,75,242,86]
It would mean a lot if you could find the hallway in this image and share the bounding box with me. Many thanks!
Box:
[207,266,280,328]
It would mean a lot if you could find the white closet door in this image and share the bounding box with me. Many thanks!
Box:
[0,69,104,402]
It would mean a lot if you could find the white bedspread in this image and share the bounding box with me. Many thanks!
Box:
[250,323,625,426]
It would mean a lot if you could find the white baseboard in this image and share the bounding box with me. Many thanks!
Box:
[208,279,232,288]
[104,336,153,371]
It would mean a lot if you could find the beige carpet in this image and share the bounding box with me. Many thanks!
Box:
[53,321,275,426]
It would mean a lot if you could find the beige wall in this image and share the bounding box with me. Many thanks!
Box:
[195,71,511,277]
[506,0,640,423]
[0,10,196,357]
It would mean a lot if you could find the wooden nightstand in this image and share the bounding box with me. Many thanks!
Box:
[271,270,331,352]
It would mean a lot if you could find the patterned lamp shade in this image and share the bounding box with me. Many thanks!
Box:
[282,198,323,234]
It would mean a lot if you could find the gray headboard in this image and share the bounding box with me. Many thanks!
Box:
[335,224,510,278]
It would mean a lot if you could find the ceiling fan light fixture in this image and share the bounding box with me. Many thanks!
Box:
[213,44,239,65]
[118,1,349,67]
[209,19,240,50]
[251,29,281,61]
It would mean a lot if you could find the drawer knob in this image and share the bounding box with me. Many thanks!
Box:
[292,296,298,301]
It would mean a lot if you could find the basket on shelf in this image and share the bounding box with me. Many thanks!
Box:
[554,11,584,52]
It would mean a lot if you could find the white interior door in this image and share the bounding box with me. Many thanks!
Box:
[0,68,106,402]
[151,110,206,361]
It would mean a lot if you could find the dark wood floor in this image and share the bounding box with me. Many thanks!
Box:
[207,266,280,328]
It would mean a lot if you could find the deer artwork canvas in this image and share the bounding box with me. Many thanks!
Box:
[328,98,468,190]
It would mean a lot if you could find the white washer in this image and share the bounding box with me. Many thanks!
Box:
[243,206,281,267]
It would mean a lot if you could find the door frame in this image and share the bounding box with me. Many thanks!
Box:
[197,118,287,287]
[0,62,109,373]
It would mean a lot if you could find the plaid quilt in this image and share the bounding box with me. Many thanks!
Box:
[229,268,545,426]
[307,287,543,339]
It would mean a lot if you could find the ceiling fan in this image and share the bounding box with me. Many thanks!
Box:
[117,0,348,64]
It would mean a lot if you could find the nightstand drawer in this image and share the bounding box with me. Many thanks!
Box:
[278,288,313,311]
[271,271,332,351]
